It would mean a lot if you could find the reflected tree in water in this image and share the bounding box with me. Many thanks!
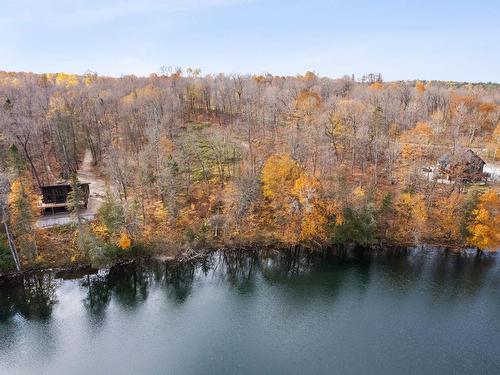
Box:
[0,247,498,326]
[0,273,57,322]
[81,261,154,318]
[430,250,497,300]
[82,273,111,326]
[164,261,196,303]
[220,250,260,293]
[0,273,58,359]
[107,262,151,309]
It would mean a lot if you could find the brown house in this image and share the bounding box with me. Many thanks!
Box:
[40,182,90,214]
[437,149,486,182]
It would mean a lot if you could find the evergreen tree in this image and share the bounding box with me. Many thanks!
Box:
[67,174,89,254]
[98,189,125,235]
[67,174,86,221]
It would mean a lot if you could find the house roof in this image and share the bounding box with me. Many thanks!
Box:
[41,182,90,189]
[438,149,485,166]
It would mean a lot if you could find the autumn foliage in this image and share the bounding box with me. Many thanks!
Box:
[8,178,38,260]
[118,231,132,250]
[262,154,301,201]
[467,190,500,251]
[1,69,500,274]
[261,154,336,244]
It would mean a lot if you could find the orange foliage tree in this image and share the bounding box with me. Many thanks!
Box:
[415,82,426,93]
[429,192,465,245]
[118,231,132,250]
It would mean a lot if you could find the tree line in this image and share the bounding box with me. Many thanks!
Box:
[0,69,499,270]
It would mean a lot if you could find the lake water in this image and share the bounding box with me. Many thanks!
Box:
[1,248,499,375]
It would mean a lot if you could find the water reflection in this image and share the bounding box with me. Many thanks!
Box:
[163,261,196,303]
[80,261,160,326]
[82,274,111,325]
[0,247,498,325]
[0,273,58,323]
[0,273,59,362]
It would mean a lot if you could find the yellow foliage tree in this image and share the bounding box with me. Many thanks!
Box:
[292,175,328,242]
[55,73,79,87]
[325,111,347,160]
[298,203,329,242]
[467,189,500,251]
[393,192,428,244]
[283,173,333,243]
[369,82,384,90]
[8,178,39,259]
[430,192,464,244]
[292,175,320,210]
[262,154,302,202]
[144,200,169,241]
[91,222,109,240]
[262,156,333,244]
[83,71,98,85]
[353,186,366,199]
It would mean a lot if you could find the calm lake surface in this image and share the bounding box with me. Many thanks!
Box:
[1,248,499,375]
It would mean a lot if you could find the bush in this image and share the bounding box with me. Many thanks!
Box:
[0,235,15,273]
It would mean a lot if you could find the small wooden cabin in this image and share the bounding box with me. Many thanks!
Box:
[40,182,90,214]
[437,149,486,182]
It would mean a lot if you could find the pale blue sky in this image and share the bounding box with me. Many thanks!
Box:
[1,0,499,81]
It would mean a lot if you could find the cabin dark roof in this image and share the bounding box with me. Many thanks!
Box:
[40,181,90,208]
[438,149,485,167]
[41,182,90,189]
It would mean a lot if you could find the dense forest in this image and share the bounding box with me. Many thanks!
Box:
[0,69,499,271]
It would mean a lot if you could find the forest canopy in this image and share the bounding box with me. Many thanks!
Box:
[0,69,499,270]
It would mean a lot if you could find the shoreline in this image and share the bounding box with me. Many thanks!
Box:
[0,243,493,283]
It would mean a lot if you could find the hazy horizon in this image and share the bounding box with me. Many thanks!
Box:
[1,0,499,82]
[3,68,500,85]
